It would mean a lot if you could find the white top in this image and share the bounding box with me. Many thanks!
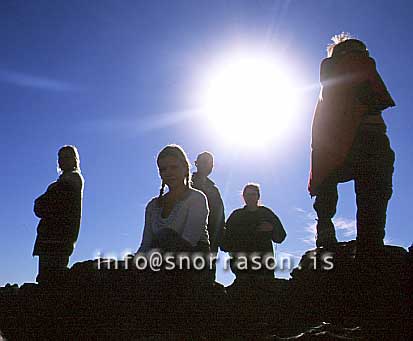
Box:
[138,188,210,252]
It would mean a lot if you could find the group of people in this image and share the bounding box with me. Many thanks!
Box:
[33,33,395,285]
[136,145,287,281]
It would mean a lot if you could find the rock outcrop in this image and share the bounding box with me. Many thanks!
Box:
[0,242,411,340]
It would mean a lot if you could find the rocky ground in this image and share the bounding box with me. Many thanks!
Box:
[1,241,411,340]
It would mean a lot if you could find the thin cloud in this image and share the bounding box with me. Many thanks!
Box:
[277,251,302,261]
[294,206,316,221]
[84,108,202,135]
[294,206,316,246]
[304,221,316,234]
[297,207,356,245]
[138,109,202,132]
[301,238,315,246]
[334,217,356,238]
[302,221,316,246]
[306,212,316,220]
[266,0,293,42]
[0,69,75,92]
[294,207,306,214]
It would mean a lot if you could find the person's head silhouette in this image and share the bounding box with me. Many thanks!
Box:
[242,183,260,210]
[327,32,368,58]
[58,145,80,173]
[157,144,191,197]
[195,151,214,177]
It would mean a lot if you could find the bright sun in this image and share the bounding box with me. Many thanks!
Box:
[202,55,298,147]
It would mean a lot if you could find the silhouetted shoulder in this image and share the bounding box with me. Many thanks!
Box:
[146,197,159,210]
[209,181,223,198]
[60,171,84,191]
[188,187,208,202]
[320,57,332,70]
[259,206,276,215]
[320,57,335,84]
[232,208,245,215]
[227,208,245,221]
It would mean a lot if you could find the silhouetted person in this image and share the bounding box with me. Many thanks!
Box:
[221,184,286,280]
[309,33,395,257]
[33,145,84,285]
[138,145,210,255]
[192,151,225,280]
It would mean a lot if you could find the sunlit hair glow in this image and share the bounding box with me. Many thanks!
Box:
[57,145,80,173]
[327,32,368,58]
[157,144,192,199]
[197,151,214,162]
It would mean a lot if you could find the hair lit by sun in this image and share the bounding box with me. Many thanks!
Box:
[201,54,298,148]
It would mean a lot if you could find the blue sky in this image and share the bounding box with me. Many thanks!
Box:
[1,0,412,287]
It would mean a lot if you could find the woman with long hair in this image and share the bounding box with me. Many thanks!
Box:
[138,144,210,254]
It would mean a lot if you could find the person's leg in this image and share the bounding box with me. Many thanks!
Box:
[36,255,51,284]
[206,251,217,282]
[37,254,69,285]
[193,241,213,284]
[53,255,70,283]
[313,180,339,247]
[206,228,219,282]
[230,253,242,279]
[354,132,395,257]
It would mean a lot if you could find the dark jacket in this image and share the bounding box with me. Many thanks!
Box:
[221,206,286,256]
[192,172,225,252]
[33,171,84,256]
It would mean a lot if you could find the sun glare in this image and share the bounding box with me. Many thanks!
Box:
[202,55,298,148]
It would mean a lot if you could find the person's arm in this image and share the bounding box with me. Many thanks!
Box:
[271,214,286,243]
[208,188,226,248]
[345,55,395,110]
[181,192,209,247]
[215,195,226,248]
[137,201,155,253]
[320,58,335,86]
[259,208,286,243]
[220,211,237,252]
[33,181,62,218]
